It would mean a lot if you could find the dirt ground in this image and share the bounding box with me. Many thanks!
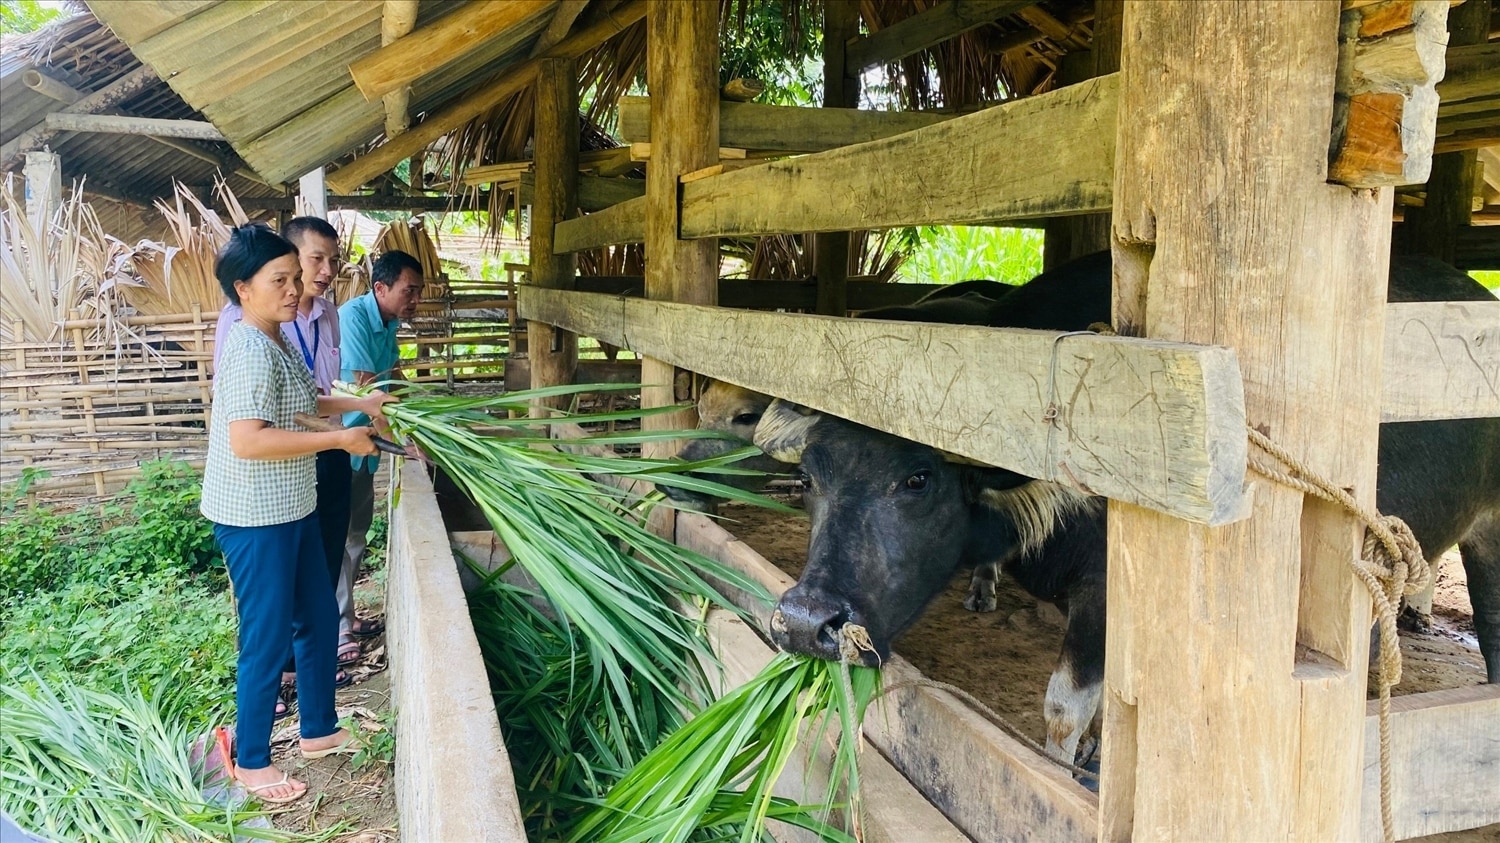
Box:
[266,571,397,842]
[716,501,1498,842]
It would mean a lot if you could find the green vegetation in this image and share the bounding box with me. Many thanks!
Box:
[0,0,61,36]
[896,226,1045,285]
[1470,270,1500,293]
[379,384,873,841]
[0,460,381,841]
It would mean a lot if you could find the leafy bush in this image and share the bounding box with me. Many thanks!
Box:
[896,225,1044,285]
[0,570,237,719]
[0,460,220,609]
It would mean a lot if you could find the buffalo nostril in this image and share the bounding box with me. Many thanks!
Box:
[771,590,848,659]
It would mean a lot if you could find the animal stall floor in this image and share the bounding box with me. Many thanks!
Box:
[713,502,1489,756]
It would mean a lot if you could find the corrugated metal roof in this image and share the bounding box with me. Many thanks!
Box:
[89,0,563,185]
[1,12,283,207]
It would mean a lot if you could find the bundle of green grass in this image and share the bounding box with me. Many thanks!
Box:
[380,384,881,842]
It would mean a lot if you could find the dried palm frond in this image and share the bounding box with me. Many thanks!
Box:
[0,176,124,346]
[122,182,235,316]
[373,217,441,278]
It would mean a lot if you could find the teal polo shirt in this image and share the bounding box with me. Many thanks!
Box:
[339,291,402,473]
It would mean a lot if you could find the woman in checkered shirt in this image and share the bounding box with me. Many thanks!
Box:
[201,225,392,805]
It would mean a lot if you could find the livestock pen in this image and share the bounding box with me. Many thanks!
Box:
[18,0,1498,841]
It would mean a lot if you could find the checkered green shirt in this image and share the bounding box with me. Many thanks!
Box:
[201,322,319,527]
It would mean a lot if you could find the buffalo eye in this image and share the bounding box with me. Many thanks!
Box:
[732,412,762,426]
[905,471,930,492]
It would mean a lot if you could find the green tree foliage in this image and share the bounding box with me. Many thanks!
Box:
[0,0,62,36]
[720,0,823,106]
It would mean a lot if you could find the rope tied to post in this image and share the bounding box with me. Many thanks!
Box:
[1245,426,1429,843]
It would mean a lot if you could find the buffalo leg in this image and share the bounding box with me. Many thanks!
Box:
[1460,511,1500,683]
[1043,577,1105,766]
[964,561,1000,612]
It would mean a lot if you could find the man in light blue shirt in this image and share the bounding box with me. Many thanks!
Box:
[337,250,424,644]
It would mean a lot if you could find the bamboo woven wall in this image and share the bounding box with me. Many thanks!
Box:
[0,295,522,502]
[1,308,218,501]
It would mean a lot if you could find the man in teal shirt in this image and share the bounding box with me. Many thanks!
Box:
[337,250,424,645]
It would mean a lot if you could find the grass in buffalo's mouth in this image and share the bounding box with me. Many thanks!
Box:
[378,384,880,842]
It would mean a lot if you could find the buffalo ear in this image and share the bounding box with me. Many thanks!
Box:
[752,399,820,462]
[961,466,1032,504]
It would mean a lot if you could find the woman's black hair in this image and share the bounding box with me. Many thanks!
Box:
[215,223,297,305]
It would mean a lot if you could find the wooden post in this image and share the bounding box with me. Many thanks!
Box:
[813,0,860,314]
[642,0,717,530]
[1103,3,1393,840]
[1041,0,1119,270]
[1399,1,1489,263]
[298,167,328,219]
[22,150,61,226]
[527,58,579,416]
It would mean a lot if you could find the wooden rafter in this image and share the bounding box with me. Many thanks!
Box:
[529,0,590,57]
[380,0,421,137]
[350,0,553,101]
[845,0,1033,72]
[327,0,646,194]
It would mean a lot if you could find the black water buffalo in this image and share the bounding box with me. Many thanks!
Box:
[754,251,1500,767]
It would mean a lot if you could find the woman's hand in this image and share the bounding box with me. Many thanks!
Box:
[359,392,397,420]
[341,426,380,457]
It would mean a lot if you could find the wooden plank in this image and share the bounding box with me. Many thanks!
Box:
[519,287,1250,525]
[564,275,937,310]
[44,112,225,141]
[845,0,1033,72]
[1106,3,1390,840]
[325,0,645,194]
[617,95,953,151]
[501,358,639,392]
[678,74,1117,238]
[553,196,645,252]
[1382,299,1500,421]
[675,514,1099,843]
[350,1,554,101]
[1357,685,1500,841]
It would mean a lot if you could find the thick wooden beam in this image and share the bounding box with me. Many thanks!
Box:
[678,74,1116,238]
[616,95,953,151]
[1105,3,1391,840]
[326,0,645,194]
[529,0,589,57]
[0,64,160,169]
[845,0,1033,72]
[518,287,1249,525]
[1437,41,1500,102]
[502,358,639,392]
[1329,0,1450,188]
[380,0,421,137]
[1381,299,1500,421]
[228,194,458,212]
[1357,685,1500,841]
[553,196,645,252]
[565,275,940,310]
[43,112,225,141]
[518,172,645,211]
[527,57,579,415]
[350,0,553,101]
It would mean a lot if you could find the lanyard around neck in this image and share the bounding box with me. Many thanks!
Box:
[290,317,319,372]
